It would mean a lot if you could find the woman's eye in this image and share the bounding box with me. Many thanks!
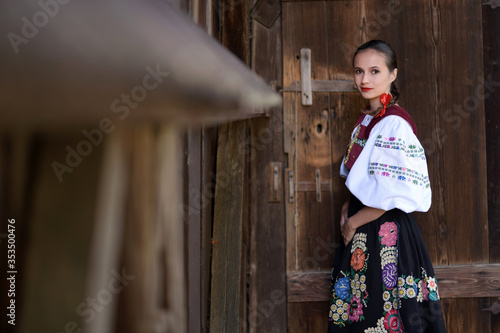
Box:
[372,70,379,74]
[354,69,362,74]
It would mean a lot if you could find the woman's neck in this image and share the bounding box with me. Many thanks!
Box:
[369,97,383,111]
[363,99,383,117]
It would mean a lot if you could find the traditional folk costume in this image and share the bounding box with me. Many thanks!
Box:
[328,103,447,333]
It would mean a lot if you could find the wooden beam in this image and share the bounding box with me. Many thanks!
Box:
[287,271,331,303]
[296,181,331,192]
[287,264,500,302]
[435,264,500,298]
[120,126,160,333]
[186,128,202,333]
[158,125,186,333]
[0,0,280,128]
[84,128,128,333]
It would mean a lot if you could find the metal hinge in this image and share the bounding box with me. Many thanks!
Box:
[269,162,282,202]
[287,169,331,203]
[483,301,500,315]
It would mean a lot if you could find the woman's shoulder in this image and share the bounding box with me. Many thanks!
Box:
[379,105,418,135]
[386,104,411,118]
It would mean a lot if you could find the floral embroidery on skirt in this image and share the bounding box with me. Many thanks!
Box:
[328,195,447,333]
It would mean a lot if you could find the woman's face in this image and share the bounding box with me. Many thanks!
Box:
[353,49,397,107]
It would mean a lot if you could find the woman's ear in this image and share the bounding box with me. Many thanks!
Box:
[390,68,398,83]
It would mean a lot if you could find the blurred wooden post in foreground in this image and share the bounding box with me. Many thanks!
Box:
[0,1,280,332]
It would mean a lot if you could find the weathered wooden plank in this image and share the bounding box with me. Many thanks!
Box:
[288,264,500,302]
[222,0,249,64]
[118,126,160,333]
[83,129,130,333]
[435,264,500,299]
[282,2,329,88]
[209,1,252,330]
[283,98,297,269]
[326,0,361,79]
[186,128,202,333]
[247,12,288,332]
[288,302,329,333]
[240,124,250,333]
[158,125,186,333]
[441,298,490,333]
[483,0,500,268]
[200,126,218,333]
[483,3,500,331]
[287,270,331,303]
[210,122,246,332]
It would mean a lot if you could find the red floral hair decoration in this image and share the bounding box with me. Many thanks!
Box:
[375,93,392,118]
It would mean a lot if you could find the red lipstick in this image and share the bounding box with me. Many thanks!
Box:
[361,87,373,92]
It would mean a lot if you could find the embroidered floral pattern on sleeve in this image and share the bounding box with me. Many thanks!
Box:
[368,163,430,188]
[374,135,426,159]
[363,222,441,333]
[330,232,370,327]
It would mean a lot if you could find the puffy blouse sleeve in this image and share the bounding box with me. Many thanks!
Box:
[344,115,431,213]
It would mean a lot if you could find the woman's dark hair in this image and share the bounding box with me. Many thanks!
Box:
[353,40,400,104]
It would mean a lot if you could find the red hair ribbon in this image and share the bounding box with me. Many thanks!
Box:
[376,93,392,118]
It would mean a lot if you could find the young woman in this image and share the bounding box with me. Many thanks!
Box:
[328,40,447,333]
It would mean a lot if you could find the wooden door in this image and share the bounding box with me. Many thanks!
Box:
[281,1,500,332]
[282,2,365,331]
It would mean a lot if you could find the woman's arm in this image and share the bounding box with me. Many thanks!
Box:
[341,206,386,245]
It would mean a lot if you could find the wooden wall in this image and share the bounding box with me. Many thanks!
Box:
[207,0,500,332]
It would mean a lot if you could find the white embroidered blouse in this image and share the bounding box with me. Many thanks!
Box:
[340,114,431,213]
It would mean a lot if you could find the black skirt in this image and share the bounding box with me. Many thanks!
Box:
[328,195,447,333]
